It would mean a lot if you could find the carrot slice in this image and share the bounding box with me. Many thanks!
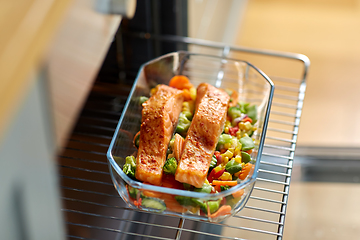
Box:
[169,75,193,90]
[142,190,163,198]
[209,205,232,218]
[182,89,192,101]
[133,198,142,207]
[232,189,244,198]
[239,163,253,180]
[212,180,238,187]
[162,194,187,213]
[243,117,253,123]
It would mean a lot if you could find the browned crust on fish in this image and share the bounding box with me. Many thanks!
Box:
[175,83,230,188]
[135,84,184,185]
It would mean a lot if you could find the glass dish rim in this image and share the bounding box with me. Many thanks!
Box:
[106,50,274,200]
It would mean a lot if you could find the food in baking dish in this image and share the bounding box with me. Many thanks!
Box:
[122,75,257,218]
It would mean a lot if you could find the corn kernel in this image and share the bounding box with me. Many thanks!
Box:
[219,172,232,181]
[224,127,229,134]
[205,180,210,186]
[150,88,157,96]
[223,150,233,159]
[190,207,198,214]
[238,122,246,130]
[224,143,231,149]
[225,121,231,128]
[190,87,197,101]
[222,156,229,164]
[214,165,224,172]
[228,147,235,153]
[188,100,195,113]
[234,147,241,156]
[244,121,252,131]
[236,132,242,140]
[234,155,242,163]
[182,102,190,112]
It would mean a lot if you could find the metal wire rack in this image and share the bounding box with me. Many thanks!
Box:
[58,34,309,240]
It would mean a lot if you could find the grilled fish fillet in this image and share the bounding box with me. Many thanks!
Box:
[135,84,184,185]
[175,83,230,188]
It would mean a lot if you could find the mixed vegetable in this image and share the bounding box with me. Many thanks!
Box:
[122,75,257,219]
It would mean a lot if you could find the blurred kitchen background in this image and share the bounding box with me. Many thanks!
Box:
[1,0,360,239]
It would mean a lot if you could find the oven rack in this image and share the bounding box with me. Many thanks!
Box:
[58,35,309,240]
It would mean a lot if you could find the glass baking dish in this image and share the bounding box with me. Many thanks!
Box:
[107,51,274,222]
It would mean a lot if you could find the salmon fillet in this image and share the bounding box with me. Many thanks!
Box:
[175,83,230,188]
[135,84,184,185]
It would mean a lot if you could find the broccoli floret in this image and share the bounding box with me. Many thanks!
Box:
[176,112,191,136]
[139,96,149,105]
[163,157,178,175]
[125,156,136,167]
[123,156,136,179]
[220,185,231,191]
